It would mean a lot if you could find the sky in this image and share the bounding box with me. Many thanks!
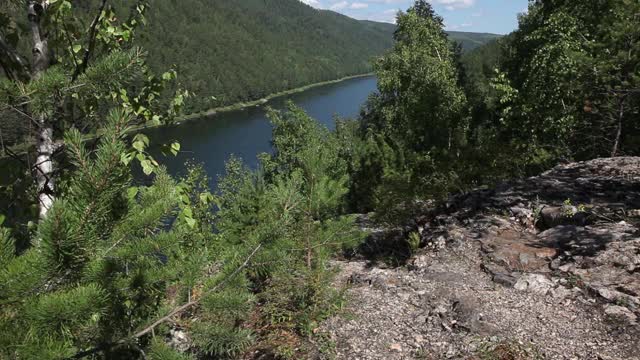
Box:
[300,0,529,35]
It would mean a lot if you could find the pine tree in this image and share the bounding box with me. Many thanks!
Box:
[0,110,257,358]
[0,0,186,220]
[213,104,365,356]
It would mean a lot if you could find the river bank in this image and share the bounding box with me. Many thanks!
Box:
[180,73,373,122]
[0,73,374,160]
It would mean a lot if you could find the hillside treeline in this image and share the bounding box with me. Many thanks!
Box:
[134,0,396,113]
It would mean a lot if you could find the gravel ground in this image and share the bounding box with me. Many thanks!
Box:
[319,158,640,360]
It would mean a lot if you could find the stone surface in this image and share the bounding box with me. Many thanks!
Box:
[167,328,191,353]
[605,305,638,325]
[514,274,555,294]
[480,229,557,273]
[320,158,640,360]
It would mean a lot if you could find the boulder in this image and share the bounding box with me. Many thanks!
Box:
[514,274,555,294]
[604,305,638,325]
[481,230,557,273]
[539,205,589,229]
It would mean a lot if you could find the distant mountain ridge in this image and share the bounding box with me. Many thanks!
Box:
[353,20,501,52]
[124,0,499,112]
[446,31,503,51]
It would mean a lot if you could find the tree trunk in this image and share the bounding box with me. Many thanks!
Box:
[0,33,31,82]
[611,96,625,158]
[28,1,55,219]
[0,128,5,157]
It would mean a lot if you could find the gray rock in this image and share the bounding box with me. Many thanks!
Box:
[558,264,574,273]
[493,273,518,287]
[540,206,584,228]
[167,328,191,353]
[604,305,638,325]
[550,257,563,270]
[514,274,554,294]
[598,288,621,302]
[551,286,573,300]
[538,225,578,246]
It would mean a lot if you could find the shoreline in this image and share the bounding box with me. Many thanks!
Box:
[0,73,374,159]
[174,73,373,123]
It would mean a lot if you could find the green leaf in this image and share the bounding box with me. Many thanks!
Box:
[133,140,145,152]
[141,160,153,175]
[0,215,5,226]
[120,152,134,166]
[134,133,150,146]
[72,44,82,54]
[127,187,139,200]
[132,134,149,152]
[199,192,213,205]
[170,142,180,156]
[185,217,196,228]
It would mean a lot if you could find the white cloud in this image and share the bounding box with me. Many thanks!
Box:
[330,1,349,10]
[350,2,369,10]
[300,0,321,6]
[432,0,476,11]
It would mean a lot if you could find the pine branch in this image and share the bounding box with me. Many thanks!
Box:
[132,244,261,338]
[68,244,262,359]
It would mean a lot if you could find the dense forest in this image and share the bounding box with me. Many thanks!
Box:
[130,0,498,113]
[134,0,395,113]
[2,0,638,358]
[0,0,497,150]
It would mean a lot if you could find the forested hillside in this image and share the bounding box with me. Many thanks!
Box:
[118,0,498,113]
[130,0,393,113]
[448,31,501,51]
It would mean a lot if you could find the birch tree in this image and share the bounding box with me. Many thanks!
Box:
[0,0,185,221]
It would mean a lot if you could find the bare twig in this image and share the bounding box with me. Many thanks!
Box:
[133,243,262,338]
[72,0,108,81]
[68,244,263,359]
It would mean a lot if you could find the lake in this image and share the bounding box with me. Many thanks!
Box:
[144,75,378,189]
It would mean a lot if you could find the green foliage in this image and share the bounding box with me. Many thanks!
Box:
[0,0,187,150]
[497,0,640,160]
[350,2,469,222]
[147,338,195,360]
[213,104,365,354]
[0,114,256,358]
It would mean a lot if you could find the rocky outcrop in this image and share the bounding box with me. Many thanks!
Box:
[320,157,640,359]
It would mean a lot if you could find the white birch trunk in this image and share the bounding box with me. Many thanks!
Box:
[28,1,55,219]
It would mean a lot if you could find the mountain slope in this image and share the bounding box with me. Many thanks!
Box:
[352,21,501,52]
[130,0,500,113]
[136,0,395,112]
[447,31,502,51]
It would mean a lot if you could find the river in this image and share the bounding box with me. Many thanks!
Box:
[144,75,378,189]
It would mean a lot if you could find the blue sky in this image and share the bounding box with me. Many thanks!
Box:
[301,0,529,35]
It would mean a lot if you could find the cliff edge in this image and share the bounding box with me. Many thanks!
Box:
[320,157,640,359]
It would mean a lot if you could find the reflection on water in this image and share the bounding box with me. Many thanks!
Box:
[141,76,377,189]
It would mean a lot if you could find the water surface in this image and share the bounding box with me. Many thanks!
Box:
[144,76,377,188]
